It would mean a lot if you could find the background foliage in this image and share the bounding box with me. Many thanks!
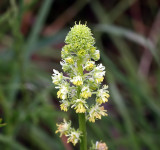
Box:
[0,0,160,150]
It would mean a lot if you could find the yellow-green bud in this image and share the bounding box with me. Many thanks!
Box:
[77,49,86,57]
[65,23,95,52]
[65,57,74,64]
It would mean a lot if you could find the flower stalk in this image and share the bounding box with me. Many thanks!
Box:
[77,58,87,150]
[78,113,87,150]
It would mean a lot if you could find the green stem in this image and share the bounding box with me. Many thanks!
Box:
[77,59,87,150]
[78,113,87,150]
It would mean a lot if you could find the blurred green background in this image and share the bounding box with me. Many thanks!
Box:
[0,0,160,150]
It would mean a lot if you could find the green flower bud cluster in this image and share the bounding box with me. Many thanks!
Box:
[52,22,110,147]
[61,23,99,74]
[64,23,95,57]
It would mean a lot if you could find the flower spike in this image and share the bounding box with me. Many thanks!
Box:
[52,22,110,149]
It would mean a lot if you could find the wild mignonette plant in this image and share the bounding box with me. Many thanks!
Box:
[52,23,109,150]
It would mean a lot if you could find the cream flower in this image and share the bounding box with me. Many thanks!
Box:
[60,100,70,112]
[96,141,108,150]
[93,64,105,83]
[88,104,108,123]
[92,50,100,61]
[60,60,71,72]
[80,86,92,99]
[67,129,82,146]
[56,84,69,100]
[96,85,110,104]
[55,119,71,137]
[71,99,88,113]
[84,61,95,71]
[51,69,63,85]
[71,76,83,86]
